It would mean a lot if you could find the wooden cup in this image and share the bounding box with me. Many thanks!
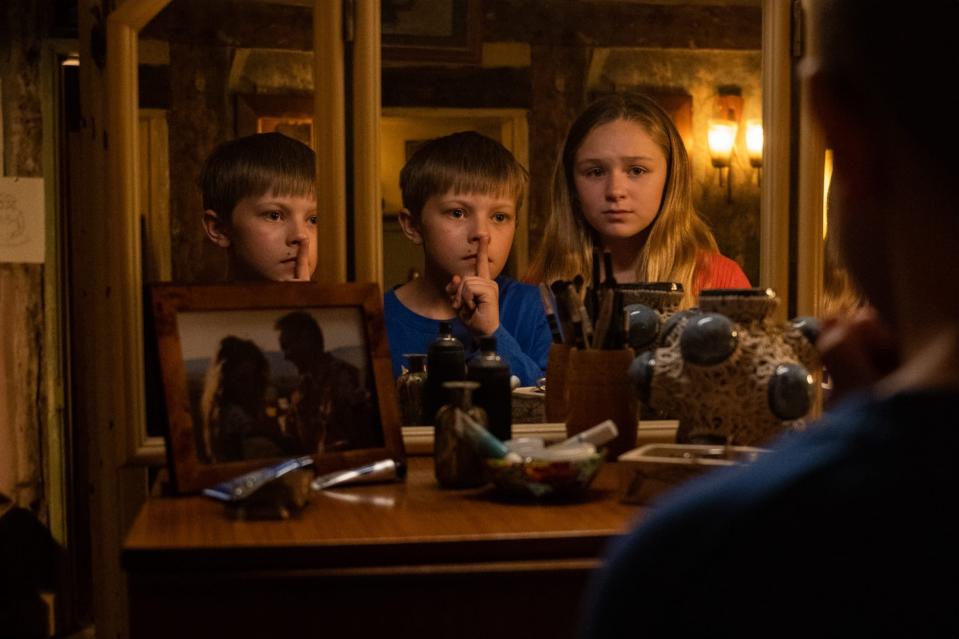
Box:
[564,348,638,459]
[544,343,572,423]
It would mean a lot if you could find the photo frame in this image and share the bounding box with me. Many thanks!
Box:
[236,94,314,149]
[150,282,405,494]
[382,0,482,64]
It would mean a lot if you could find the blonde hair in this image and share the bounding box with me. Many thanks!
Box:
[200,132,315,222]
[527,93,718,308]
[400,131,528,219]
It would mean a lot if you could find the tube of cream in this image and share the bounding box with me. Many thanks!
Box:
[203,455,315,502]
[318,491,397,508]
[457,409,523,463]
[551,419,618,450]
[310,458,406,491]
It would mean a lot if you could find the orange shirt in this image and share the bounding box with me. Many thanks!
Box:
[695,252,751,294]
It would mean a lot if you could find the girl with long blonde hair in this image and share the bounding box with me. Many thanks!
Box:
[528,93,749,307]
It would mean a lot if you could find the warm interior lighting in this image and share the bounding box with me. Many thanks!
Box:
[708,119,737,168]
[823,149,833,240]
[745,119,763,168]
[61,55,80,67]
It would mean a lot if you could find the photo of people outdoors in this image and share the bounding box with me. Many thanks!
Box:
[176,307,383,463]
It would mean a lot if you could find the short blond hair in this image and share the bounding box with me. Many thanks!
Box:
[400,131,528,219]
[200,132,315,222]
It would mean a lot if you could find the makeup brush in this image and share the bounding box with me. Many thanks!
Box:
[539,283,564,344]
[602,250,617,287]
[566,281,594,349]
[551,280,574,345]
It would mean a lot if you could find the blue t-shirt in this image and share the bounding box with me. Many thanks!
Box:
[581,389,959,637]
[384,275,551,387]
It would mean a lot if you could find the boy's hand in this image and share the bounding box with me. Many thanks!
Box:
[293,237,311,281]
[446,236,500,336]
[817,306,899,406]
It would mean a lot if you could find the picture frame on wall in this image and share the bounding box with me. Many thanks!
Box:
[382,0,482,64]
[236,94,314,149]
[150,282,405,494]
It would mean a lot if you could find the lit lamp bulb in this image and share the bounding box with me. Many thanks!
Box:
[745,119,763,168]
[708,119,738,168]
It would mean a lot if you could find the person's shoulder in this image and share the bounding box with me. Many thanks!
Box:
[633,396,871,523]
[701,252,739,270]
[496,275,540,301]
[383,284,439,329]
[383,285,401,307]
[497,275,547,324]
[623,389,955,545]
[323,352,361,379]
[698,252,750,289]
[585,391,959,636]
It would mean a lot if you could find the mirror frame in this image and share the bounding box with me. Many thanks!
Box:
[106,0,171,464]
[106,0,352,463]
[761,0,792,320]
[106,0,802,465]
[795,0,827,317]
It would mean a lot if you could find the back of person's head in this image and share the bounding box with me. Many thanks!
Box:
[812,2,959,319]
[275,311,324,352]
[215,336,268,404]
[200,132,315,220]
[814,1,959,175]
[399,131,528,219]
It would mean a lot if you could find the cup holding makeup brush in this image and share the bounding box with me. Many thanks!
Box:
[564,348,638,460]
[544,343,573,422]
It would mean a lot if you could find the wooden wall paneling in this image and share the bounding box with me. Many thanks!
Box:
[167,41,232,284]
[77,0,124,634]
[76,1,171,636]
[0,0,46,518]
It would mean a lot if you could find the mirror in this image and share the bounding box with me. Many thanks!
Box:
[378,0,764,289]
[138,0,764,289]
[110,0,792,461]
[137,0,315,284]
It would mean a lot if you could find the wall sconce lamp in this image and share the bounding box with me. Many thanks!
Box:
[708,119,738,203]
[745,119,763,169]
[709,88,743,203]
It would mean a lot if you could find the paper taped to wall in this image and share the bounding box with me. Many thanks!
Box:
[0,177,44,264]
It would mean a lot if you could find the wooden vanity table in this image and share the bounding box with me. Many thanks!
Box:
[123,455,646,638]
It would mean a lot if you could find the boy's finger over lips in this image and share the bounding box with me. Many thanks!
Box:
[294,237,310,280]
[475,235,491,279]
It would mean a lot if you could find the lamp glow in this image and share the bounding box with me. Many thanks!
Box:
[745,119,763,168]
[708,120,738,168]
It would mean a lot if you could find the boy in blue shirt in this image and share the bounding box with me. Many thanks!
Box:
[386,131,551,386]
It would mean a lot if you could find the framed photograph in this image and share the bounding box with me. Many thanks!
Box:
[150,282,405,493]
[236,94,314,149]
[382,0,482,64]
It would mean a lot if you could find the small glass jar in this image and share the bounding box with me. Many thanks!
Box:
[396,353,427,425]
[434,381,488,488]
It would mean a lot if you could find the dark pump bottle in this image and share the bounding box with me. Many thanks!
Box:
[467,336,512,441]
[425,321,465,425]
